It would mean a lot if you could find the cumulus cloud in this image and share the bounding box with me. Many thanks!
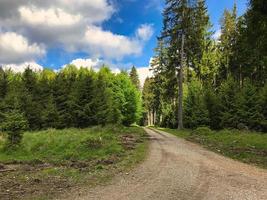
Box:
[83,25,142,59]
[1,61,44,73]
[0,32,45,64]
[62,58,124,74]
[136,24,154,41]
[0,0,154,68]
[19,6,82,26]
[68,58,102,68]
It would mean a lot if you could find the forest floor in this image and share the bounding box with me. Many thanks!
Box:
[63,128,267,200]
[0,126,148,200]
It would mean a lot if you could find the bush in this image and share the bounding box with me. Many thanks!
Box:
[0,110,28,147]
[191,127,213,136]
[237,123,249,131]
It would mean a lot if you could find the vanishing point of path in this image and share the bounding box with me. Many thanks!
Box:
[64,128,267,200]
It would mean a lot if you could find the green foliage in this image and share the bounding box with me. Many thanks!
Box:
[0,110,28,147]
[191,126,213,136]
[235,81,264,130]
[146,1,266,132]
[129,66,140,89]
[184,80,210,129]
[218,77,239,128]
[203,86,221,129]
[0,65,141,131]
[260,84,267,131]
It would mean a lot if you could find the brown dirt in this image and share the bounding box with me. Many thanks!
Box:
[62,128,267,200]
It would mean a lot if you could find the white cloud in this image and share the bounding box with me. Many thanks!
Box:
[0,0,153,66]
[68,58,102,68]
[136,24,154,41]
[83,25,142,59]
[19,6,82,26]
[58,0,114,23]
[2,61,44,73]
[0,32,45,64]
[136,66,153,87]
[213,29,221,41]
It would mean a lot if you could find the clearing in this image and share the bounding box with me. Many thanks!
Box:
[0,126,148,200]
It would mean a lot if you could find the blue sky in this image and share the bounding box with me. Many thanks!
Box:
[0,0,248,73]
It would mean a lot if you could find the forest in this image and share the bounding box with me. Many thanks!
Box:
[0,0,267,199]
[0,66,142,145]
[143,0,267,132]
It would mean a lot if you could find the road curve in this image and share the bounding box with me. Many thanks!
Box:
[64,128,267,200]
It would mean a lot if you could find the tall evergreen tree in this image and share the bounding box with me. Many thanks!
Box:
[129,66,140,90]
[219,4,238,81]
[160,0,197,129]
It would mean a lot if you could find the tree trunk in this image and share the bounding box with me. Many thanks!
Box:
[147,111,150,126]
[150,111,154,126]
[178,34,185,130]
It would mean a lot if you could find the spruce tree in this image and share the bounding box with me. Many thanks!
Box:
[129,66,140,90]
[219,4,238,81]
[184,80,209,128]
[235,81,264,130]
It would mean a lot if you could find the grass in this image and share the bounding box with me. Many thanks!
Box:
[0,125,148,200]
[156,127,267,169]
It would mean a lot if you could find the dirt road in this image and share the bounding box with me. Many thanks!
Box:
[64,128,267,200]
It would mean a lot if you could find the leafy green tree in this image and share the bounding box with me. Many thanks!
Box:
[114,73,142,126]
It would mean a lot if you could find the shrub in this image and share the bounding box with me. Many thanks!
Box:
[191,127,213,136]
[0,110,28,147]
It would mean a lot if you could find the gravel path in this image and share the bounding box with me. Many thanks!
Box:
[64,128,267,200]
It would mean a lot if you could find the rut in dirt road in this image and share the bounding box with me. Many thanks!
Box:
[64,128,267,200]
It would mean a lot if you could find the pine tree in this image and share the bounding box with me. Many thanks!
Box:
[20,67,42,130]
[235,81,264,130]
[129,66,140,90]
[242,0,267,85]
[142,78,155,126]
[219,77,239,128]
[259,84,267,131]
[92,67,115,125]
[219,4,238,81]
[203,85,221,129]
[0,68,8,100]
[184,80,209,128]
[1,110,28,147]
[161,0,197,129]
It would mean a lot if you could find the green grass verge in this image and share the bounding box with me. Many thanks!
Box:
[0,125,148,200]
[156,127,267,169]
